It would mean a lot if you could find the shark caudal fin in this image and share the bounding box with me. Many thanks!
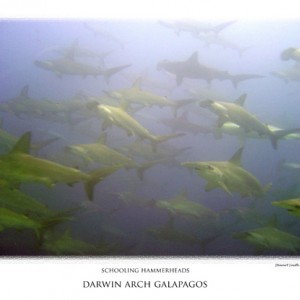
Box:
[102,64,131,84]
[212,20,237,35]
[231,74,265,88]
[150,133,185,151]
[85,165,124,201]
[31,137,60,155]
[273,127,300,140]
[135,158,173,180]
[270,127,300,149]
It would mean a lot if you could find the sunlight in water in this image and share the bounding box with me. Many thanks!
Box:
[1,0,300,21]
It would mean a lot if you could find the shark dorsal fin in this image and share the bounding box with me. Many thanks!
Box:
[234,94,247,106]
[132,77,142,90]
[229,147,243,165]
[187,51,198,65]
[9,132,31,155]
[64,43,76,60]
[20,85,29,99]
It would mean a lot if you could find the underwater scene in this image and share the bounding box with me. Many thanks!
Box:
[0,19,300,256]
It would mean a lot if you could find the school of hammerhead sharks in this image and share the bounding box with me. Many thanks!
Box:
[0,20,300,256]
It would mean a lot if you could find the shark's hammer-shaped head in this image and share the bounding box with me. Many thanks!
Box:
[182,162,223,179]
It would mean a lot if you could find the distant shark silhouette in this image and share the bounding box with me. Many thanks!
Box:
[157,51,264,87]
[34,48,130,83]
[158,20,237,37]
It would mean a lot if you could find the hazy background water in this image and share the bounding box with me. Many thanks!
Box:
[0,19,299,256]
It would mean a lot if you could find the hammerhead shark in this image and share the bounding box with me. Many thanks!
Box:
[0,132,122,200]
[158,20,237,37]
[157,51,264,87]
[34,48,130,83]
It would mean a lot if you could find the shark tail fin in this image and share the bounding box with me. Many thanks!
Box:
[135,159,166,180]
[102,64,131,84]
[270,127,300,149]
[212,20,237,34]
[31,137,60,155]
[231,74,264,88]
[136,161,154,180]
[151,133,185,151]
[85,165,123,201]
[272,127,300,146]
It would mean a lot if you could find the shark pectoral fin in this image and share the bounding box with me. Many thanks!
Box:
[237,134,246,146]
[101,120,111,131]
[217,116,227,128]
[219,182,232,195]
